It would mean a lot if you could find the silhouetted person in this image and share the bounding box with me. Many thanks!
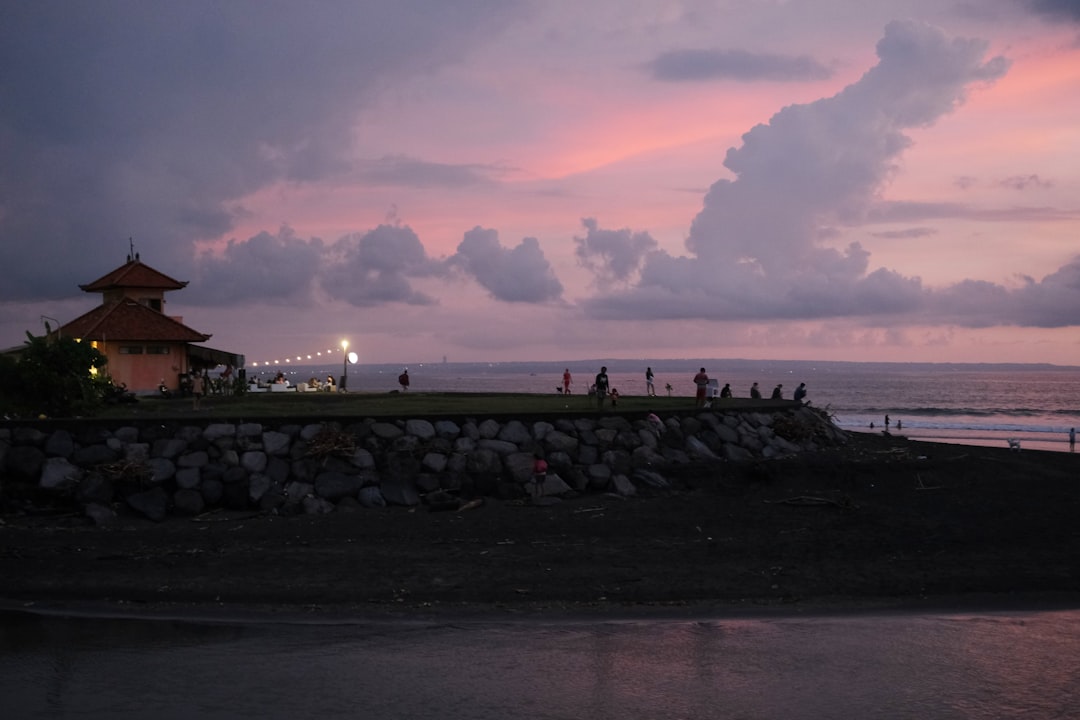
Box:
[771,383,783,399]
[750,382,761,399]
[793,382,807,403]
[594,366,609,409]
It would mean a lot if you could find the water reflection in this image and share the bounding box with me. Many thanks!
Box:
[1,609,1077,719]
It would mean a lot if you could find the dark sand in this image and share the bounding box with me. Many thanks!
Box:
[2,432,1077,618]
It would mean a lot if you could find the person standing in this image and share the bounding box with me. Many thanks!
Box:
[594,366,610,409]
[793,382,807,403]
[693,368,709,407]
[399,369,410,391]
[562,368,573,395]
[750,382,762,399]
[645,367,655,396]
[885,414,890,430]
[531,453,548,501]
[771,383,783,399]
[191,371,205,410]
[1070,427,1076,451]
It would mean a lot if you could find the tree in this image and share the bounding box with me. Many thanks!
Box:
[0,331,109,417]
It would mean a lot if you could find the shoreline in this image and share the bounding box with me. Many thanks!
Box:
[2,433,1077,620]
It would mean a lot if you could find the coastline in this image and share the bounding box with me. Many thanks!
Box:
[2,433,1077,620]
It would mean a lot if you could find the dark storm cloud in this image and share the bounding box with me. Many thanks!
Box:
[574,218,658,287]
[196,227,324,306]
[1024,0,1080,21]
[0,1,523,301]
[451,227,563,303]
[323,225,444,307]
[646,49,833,82]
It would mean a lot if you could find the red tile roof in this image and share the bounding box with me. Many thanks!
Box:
[60,300,211,342]
[79,259,188,293]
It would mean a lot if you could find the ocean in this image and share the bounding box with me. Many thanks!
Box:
[239,359,1080,453]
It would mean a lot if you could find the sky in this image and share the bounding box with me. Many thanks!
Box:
[2,0,1079,366]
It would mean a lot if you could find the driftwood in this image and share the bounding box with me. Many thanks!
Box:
[764,495,852,508]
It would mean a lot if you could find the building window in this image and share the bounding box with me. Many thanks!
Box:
[146,346,170,355]
[119,345,144,355]
[142,298,162,312]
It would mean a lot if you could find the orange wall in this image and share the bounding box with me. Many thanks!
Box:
[101,343,189,393]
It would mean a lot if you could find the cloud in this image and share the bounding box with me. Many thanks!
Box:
[323,224,444,307]
[998,174,1053,190]
[354,155,510,188]
[195,226,323,306]
[646,48,833,82]
[450,227,563,303]
[574,218,658,287]
[1025,0,1080,22]
[870,227,938,239]
[584,21,1012,324]
[0,1,524,301]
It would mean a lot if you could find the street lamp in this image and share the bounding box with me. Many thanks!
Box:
[340,339,359,392]
[341,340,349,391]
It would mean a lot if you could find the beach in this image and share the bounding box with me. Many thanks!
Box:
[2,431,1077,617]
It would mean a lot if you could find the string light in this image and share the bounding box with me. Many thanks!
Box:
[250,346,351,368]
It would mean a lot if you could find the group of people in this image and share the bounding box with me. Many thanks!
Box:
[564,366,808,409]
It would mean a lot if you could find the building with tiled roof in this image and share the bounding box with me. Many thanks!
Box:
[57,253,243,393]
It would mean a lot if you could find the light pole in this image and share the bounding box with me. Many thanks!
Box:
[341,339,349,391]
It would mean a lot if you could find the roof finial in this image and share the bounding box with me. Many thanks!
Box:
[128,237,135,263]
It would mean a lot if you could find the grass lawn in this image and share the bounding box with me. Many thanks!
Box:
[96,390,791,421]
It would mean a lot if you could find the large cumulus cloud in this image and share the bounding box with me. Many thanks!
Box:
[583,21,1048,325]
[451,227,564,303]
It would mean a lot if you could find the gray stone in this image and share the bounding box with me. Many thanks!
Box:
[238,422,264,438]
[299,423,324,441]
[124,443,150,463]
[478,438,518,456]
[13,427,47,445]
[262,430,291,456]
[358,485,386,508]
[497,420,531,445]
[453,436,476,453]
[266,456,290,485]
[611,474,636,497]
[577,444,598,466]
[84,502,118,526]
[371,422,404,440]
[314,471,363,501]
[302,496,335,515]
[586,463,611,491]
[154,437,188,460]
[632,469,669,489]
[114,426,140,443]
[44,430,76,458]
[174,466,201,490]
[542,431,579,454]
[572,418,596,433]
[405,418,436,440]
[421,452,448,473]
[204,423,237,441]
[446,452,468,474]
[532,421,554,441]
[713,422,740,444]
[380,477,420,506]
[201,478,224,505]
[478,419,501,439]
[4,445,45,479]
[240,450,268,473]
[465,448,501,475]
[546,450,574,473]
[249,474,273,503]
[126,487,169,521]
[461,421,480,440]
[285,481,314,501]
[177,450,210,468]
[434,420,461,439]
[220,448,240,467]
[504,452,536,484]
[71,444,117,467]
[105,437,124,452]
[598,416,633,433]
[631,445,666,469]
[390,435,422,454]
[637,428,659,449]
[538,472,572,497]
[595,428,617,445]
[173,489,205,516]
[723,444,755,462]
[76,472,114,505]
[350,448,376,469]
[39,457,83,490]
[686,436,719,460]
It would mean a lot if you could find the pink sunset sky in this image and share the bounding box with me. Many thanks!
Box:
[2,0,1079,366]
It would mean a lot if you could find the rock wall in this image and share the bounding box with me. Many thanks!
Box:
[0,406,846,524]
